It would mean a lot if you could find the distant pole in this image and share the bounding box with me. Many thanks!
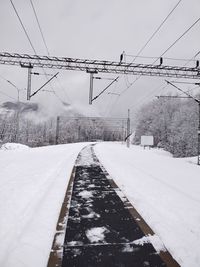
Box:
[127,109,130,148]
[55,116,60,145]
[78,125,81,141]
[121,124,124,144]
[15,89,20,143]
[26,121,29,144]
[89,73,94,105]
[27,66,32,100]
[20,63,33,100]
[198,103,200,165]
[86,69,98,105]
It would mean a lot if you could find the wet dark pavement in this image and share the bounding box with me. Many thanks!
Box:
[61,146,167,267]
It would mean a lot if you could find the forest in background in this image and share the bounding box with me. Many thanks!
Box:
[133,95,199,157]
[0,112,126,147]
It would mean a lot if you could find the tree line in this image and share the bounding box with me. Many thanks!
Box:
[0,113,126,147]
[133,95,199,157]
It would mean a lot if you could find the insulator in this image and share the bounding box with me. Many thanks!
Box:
[196,60,199,68]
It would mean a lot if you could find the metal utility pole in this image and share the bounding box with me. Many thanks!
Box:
[198,103,200,165]
[87,69,98,105]
[126,109,131,148]
[20,63,33,100]
[55,116,60,145]
[89,72,94,105]
[166,80,200,165]
[27,65,32,100]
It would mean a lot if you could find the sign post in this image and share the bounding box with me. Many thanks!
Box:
[141,135,154,148]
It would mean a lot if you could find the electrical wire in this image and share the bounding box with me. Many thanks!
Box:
[124,54,196,63]
[128,0,182,64]
[0,89,16,100]
[29,0,71,104]
[109,16,200,116]
[0,74,21,91]
[10,0,63,102]
[152,16,200,65]
[29,0,50,55]
[129,49,200,115]
[130,84,168,113]
[114,0,183,99]
[121,16,200,97]
[0,73,26,101]
[10,0,37,55]
[118,0,182,95]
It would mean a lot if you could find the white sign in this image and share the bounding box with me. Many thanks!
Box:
[141,135,154,146]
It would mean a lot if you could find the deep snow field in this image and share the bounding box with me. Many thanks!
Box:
[0,142,200,267]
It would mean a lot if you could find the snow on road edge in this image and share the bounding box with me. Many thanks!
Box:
[0,143,88,267]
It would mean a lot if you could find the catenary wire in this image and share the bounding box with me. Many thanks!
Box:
[29,0,71,104]
[108,17,200,117]
[120,16,200,97]
[10,0,62,101]
[29,0,50,55]
[10,0,37,55]
[128,0,182,64]
[116,0,183,97]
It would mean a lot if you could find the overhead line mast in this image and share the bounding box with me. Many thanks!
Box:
[0,52,199,79]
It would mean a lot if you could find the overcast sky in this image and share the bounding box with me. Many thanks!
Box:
[0,0,200,118]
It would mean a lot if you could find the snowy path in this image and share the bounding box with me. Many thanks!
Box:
[61,145,178,267]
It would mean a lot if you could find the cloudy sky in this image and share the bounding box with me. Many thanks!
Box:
[0,0,199,117]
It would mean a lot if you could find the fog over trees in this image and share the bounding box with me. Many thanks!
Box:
[0,102,126,146]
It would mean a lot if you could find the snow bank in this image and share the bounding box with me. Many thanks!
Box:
[95,143,200,267]
[0,142,30,151]
[0,142,88,267]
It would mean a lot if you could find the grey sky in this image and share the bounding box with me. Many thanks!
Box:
[0,0,200,117]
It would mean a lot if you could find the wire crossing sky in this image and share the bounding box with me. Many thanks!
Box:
[0,0,199,117]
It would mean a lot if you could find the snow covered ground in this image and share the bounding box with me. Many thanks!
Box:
[1,142,200,267]
[0,142,88,267]
[95,143,200,267]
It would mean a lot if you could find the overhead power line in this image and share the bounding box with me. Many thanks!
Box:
[129,47,200,113]
[118,15,200,100]
[166,80,200,103]
[10,0,64,101]
[29,0,71,104]
[118,0,183,97]
[10,0,37,55]
[29,0,50,55]
[153,17,200,64]
[129,0,182,64]
[0,89,16,100]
